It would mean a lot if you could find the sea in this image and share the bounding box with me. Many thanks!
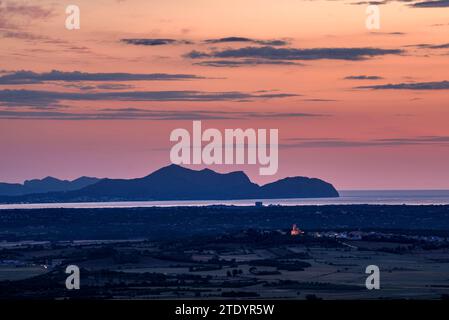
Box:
[1,190,449,209]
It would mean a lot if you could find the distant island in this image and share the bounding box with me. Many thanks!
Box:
[0,164,339,204]
[0,176,101,196]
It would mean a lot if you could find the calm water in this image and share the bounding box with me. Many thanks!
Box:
[1,190,449,209]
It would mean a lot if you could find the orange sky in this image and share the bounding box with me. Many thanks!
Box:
[0,0,449,189]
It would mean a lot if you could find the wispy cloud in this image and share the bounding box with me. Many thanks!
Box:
[410,0,449,7]
[301,98,338,102]
[344,75,384,80]
[0,89,299,107]
[0,1,53,19]
[283,136,449,148]
[0,1,53,28]
[350,1,389,5]
[0,30,47,40]
[120,38,193,46]
[193,59,302,67]
[369,32,406,36]
[0,108,322,120]
[0,70,205,84]
[409,43,449,49]
[430,23,449,27]
[185,46,403,61]
[62,83,135,91]
[120,36,289,47]
[356,80,449,90]
[350,0,440,6]
[203,37,289,46]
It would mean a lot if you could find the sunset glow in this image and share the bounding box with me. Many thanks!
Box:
[1,0,449,189]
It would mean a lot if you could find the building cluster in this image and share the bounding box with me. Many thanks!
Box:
[310,231,447,243]
[310,231,363,240]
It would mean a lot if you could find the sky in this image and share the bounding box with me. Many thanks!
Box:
[0,0,449,190]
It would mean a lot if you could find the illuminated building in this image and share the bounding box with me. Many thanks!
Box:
[291,224,304,236]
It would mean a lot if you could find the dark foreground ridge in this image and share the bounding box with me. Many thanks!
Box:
[0,164,339,204]
[1,205,449,300]
[1,205,449,241]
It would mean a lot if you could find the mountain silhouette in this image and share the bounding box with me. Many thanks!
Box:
[259,177,338,198]
[0,164,338,203]
[0,176,100,196]
[75,164,260,200]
